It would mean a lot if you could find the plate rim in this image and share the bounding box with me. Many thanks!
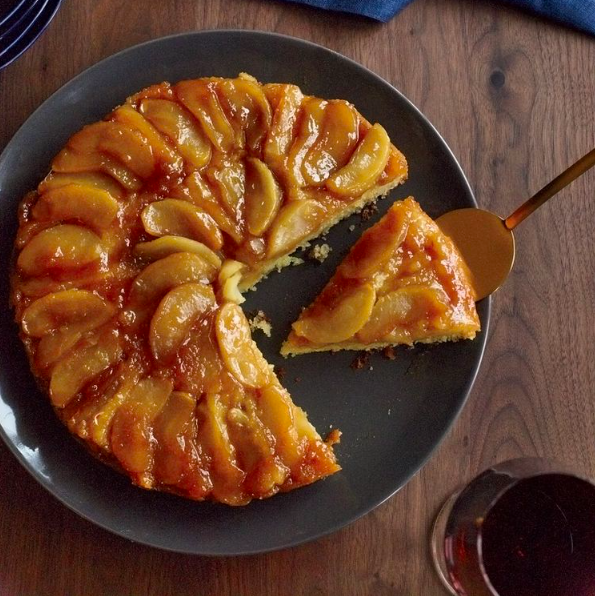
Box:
[0,29,491,555]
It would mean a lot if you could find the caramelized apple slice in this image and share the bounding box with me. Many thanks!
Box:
[22,289,115,337]
[185,172,244,244]
[134,236,221,269]
[49,330,123,407]
[110,377,173,487]
[356,286,449,343]
[52,148,142,191]
[266,199,325,258]
[302,100,359,185]
[111,105,183,172]
[262,83,284,110]
[17,270,113,299]
[32,184,119,230]
[244,157,283,237]
[287,98,326,187]
[292,283,376,344]
[89,366,142,448]
[217,259,245,285]
[206,159,245,219]
[339,204,408,279]
[264,84,304,165]
[68,121,156,179]
[233,237,267,270]
[196,392,246,504]
[175,80,236,153]
[14,216,50,252]
[174,316,225,395]
[226,398,288,496]
[326,123,391,196]
[219,76,272,153]
[215,303,271,389]
[126,252,218,324]
[217,259,246,304]
[36,330,83,370]
[139,98,212,169]
[150,282,216,364]
[39,172,125,199]
[153,391,211,497]
[17,224,105,277]
[153,391,196,480]
[257,384,303,469]
[127,81,175,104]
[218,260,245,282]
[141,199,223,251]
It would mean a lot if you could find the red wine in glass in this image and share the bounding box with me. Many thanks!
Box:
[431,458,595,596]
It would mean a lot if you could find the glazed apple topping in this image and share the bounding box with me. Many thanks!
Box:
[17,224,107,278]
[139,98,212,169]
[244,157,282,236]
[133,235,222,267]
[32,184,120,231]
[141,199,224,251]
[326,123,391,196]
[149,282,217,364]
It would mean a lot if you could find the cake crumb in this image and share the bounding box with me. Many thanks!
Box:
[248,310,272,337]
[372,272,389,290]
[350,351,370,370]
[274,255,304,272]
[326,428,342,445]
[306,243,332,263]
[382,346,397,360]
[348,224,356,232]
[274,365,286,381]
[360,203,378,221]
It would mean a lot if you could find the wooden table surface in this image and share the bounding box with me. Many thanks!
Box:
[1,1,594,594]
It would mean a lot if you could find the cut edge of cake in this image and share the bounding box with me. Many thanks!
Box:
[281,332,478,357]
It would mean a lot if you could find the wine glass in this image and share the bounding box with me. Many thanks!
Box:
[431,457,595,596]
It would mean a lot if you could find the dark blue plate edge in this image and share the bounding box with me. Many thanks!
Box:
[0,0,62,71]
[0,0,36,30]
[0,29,491,556]
[0,0,51,57]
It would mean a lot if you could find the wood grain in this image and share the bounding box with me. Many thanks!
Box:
[1,0,594,594]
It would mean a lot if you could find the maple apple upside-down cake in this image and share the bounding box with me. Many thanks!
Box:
[10,73,408,505]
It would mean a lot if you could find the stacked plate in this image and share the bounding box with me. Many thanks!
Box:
[0,0,63,71]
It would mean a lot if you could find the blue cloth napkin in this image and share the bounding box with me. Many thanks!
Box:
[285,0,595,36]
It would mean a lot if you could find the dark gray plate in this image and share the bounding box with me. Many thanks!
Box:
[0,31,489,555]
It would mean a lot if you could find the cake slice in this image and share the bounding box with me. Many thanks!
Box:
[281,198,480,355]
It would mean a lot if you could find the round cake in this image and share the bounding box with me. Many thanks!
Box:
[10,73,408,505]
